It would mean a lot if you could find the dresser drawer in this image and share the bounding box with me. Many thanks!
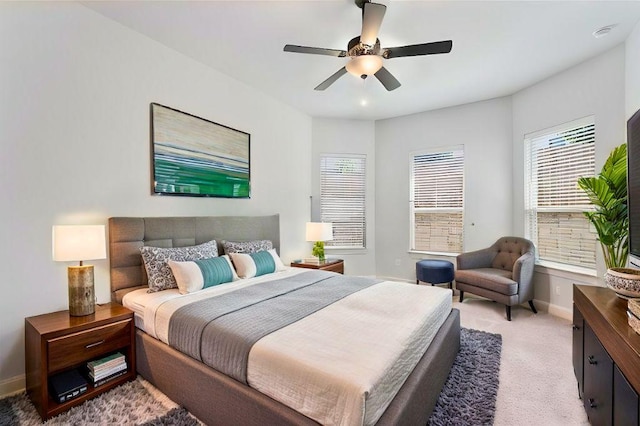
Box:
[48,319,131,373]
[583,323,613,426]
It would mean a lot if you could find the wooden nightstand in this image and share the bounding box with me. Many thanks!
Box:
[291,259,344,274]
[25,303,135,420]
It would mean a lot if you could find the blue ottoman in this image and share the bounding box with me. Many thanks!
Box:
[416,259,454,288]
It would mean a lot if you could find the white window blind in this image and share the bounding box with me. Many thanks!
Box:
[320,154,366,248]
[524,117,597,269]
[410,147,464,253]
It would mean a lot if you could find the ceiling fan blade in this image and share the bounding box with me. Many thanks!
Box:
[361,2,386,46]
[383,40,453,59]
[284,44,347,57]
[374,67,401,91]
[314,67,348,91]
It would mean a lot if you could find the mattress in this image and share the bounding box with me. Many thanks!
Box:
[123,268,452,426]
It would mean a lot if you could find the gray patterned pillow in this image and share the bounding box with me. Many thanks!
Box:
[222,240,273,254]
[140,240,218,292]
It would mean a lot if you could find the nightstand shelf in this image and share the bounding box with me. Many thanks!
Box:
[25,303,135,420]
[291,259,344,274]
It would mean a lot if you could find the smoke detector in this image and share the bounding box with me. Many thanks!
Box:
[593,24,618,39]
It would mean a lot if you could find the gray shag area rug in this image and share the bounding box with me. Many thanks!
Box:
[1,327,500,425]
[428,327,502,426]
[0,377,202,425]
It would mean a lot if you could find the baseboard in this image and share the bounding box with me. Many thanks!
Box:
[0,374,25,398]
[378,276,414,284]
[535,299,572,321]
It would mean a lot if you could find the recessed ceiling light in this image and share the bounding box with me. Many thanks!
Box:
[593,24,618,39]
[360,99,368,107]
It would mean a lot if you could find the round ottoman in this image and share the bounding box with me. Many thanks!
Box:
[416,259,454,288]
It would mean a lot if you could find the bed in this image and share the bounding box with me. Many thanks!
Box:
[108,215,460,426]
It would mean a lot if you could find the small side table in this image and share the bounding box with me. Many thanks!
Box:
[291,259,344,274]
[25,303,135,420]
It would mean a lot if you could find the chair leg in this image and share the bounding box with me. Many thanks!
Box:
[529,300,538,314]
[459,291,464,302]
[506,305,511,321]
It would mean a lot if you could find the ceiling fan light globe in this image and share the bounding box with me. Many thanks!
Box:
[345,55,383,77]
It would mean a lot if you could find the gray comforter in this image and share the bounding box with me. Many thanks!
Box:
[168,270,380,383]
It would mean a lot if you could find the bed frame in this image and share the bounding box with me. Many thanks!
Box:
[108,215,460,425]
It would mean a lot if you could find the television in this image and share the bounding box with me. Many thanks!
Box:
[628,108,640,268]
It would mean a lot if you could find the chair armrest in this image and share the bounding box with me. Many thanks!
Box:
[456,247,495,270]
[512,252,535,282]
[513,252,535,300]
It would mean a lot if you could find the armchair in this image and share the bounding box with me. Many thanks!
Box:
[455,237,536,321]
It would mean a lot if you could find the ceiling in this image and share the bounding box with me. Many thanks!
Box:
[83,1,640,121]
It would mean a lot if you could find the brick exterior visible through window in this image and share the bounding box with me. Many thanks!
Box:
[525,117,597,269]
[410,147,464,254]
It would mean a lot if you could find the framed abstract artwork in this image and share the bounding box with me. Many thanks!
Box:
[150,103,250,198]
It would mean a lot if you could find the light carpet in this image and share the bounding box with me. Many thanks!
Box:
[454,296,589,426]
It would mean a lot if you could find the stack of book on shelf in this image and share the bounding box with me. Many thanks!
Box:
[87,352,127,387]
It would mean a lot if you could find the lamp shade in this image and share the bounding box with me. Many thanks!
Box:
[306,222,333,242]
[345,55,383,77]
[52,225,106,262]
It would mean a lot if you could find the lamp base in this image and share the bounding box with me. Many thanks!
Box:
[68,265,95,316]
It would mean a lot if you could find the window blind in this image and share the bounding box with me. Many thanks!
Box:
[524,118,597,269]
[320,154,366,248]
[411,148,464,253]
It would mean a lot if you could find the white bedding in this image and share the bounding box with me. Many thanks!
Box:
[123,268,452,426]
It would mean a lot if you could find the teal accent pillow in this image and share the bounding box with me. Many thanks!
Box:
[228,249,285,279]
[249,251,276,277]
[195,257,235,288]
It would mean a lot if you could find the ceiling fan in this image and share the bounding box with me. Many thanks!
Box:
[283,0,453,92]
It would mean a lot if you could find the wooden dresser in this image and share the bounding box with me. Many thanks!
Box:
[573,284,640,425]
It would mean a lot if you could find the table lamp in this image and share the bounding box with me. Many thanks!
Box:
[52,225,106,316]
[305,222,333,262]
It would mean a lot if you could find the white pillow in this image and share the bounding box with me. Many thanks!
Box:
[229,249,285,279]
[168,255,238,294]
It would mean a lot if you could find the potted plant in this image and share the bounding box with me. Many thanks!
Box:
[578,143,628,269]
[578,144,638,297]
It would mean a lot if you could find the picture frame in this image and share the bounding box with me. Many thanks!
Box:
[150,103,250,198]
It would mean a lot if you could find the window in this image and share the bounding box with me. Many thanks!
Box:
[410,147,464,253]
[524,117,597,269]
[320,154,366,248]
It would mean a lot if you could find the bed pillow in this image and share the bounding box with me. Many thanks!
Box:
[229,249,285,279]
[222,240,273,254]
[140,240,218,292]
[168,255,238,294]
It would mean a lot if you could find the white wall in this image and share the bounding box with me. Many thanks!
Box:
[512,45,626,317]
[0,3,312,392]
[627,20,640,118]
[311,118,376,276]
[374,97,513,282]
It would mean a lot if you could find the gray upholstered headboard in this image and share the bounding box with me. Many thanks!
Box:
[108,215,280,303]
